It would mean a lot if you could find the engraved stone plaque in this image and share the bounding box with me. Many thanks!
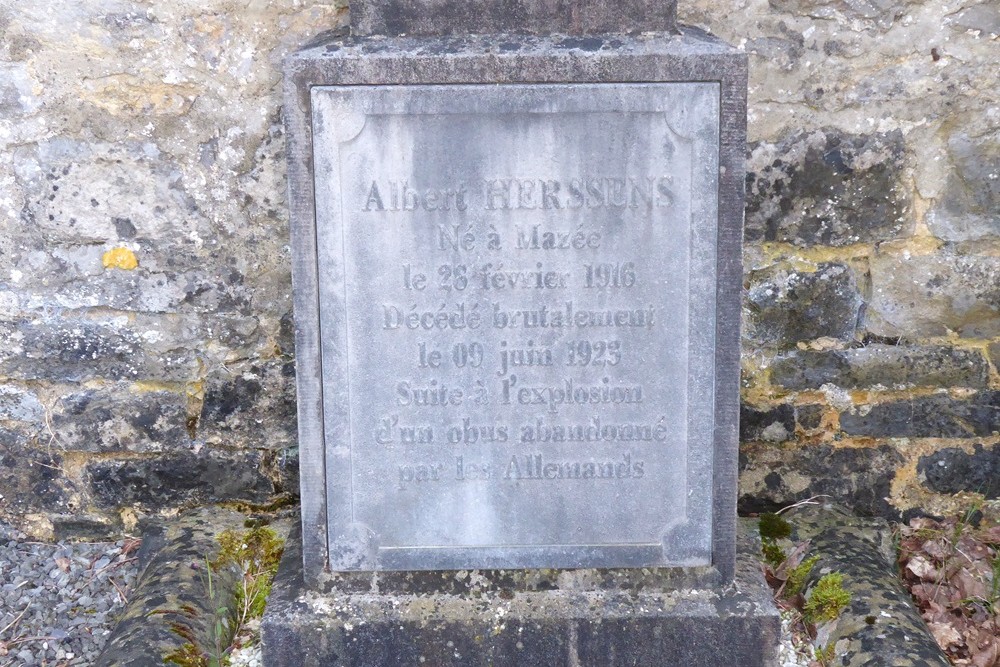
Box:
[310,83,722,571]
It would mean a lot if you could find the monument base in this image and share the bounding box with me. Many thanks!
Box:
[262,524,779,667]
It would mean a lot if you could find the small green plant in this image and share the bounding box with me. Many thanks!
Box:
[803,572,851,624]
[761,538,786,570]
[214,526,285,629]
[814,641,836,666]
[785,555,820,597]
[759,512,792,541]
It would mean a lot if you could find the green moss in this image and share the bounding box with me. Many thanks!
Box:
[759,513,792,541]
[803,573,851,624]
[815,641,836,665]
[786,555,820,597]
[212,526,285,620]
[761,538,786,570]
[164,642,208,667]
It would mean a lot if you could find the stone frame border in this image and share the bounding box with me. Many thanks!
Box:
[284,28,747,587]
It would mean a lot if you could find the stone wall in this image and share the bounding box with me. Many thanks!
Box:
[683,0,1000,520]
[0,0,996,537]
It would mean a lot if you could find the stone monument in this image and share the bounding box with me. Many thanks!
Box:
[263,1,779,664]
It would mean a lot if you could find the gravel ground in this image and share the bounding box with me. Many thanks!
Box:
[0,523,140,667]
[779,610,815,667]
[229,644,263,667]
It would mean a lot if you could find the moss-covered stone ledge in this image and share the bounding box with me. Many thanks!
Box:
[94,506,290,667]
[783,503,949,667]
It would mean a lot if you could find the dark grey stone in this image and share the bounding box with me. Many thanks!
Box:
[745,128,909,247]
[0,439,72,516]
[770,344,990,390]
[795,404,825,431]
[197,359,297,449]
[917,444,1000,499]
[351,0,678,37]
[740,403,795,443]
[739,443,903,518]
[929,128,1000,242]
[285,29,747,580]
[745,263,863,347]
[739,403,826,436]
[51,515,118,541]
[52,386,189,453]
[262,523,779,667]
[839,391,1000,439]
[86,449,273,508]
[0,318,143,382]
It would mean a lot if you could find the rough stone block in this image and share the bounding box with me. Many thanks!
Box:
[351,0,678,37]
[739,443,902,518]
[16,145,208,246]
[770,345,990,391]
[928,128,1000,242]
[795,404,825,430]
[740,403,795,443]
[867,251,1000,338]
[745,129,909,246]
[767,0,915,30]
[839,392,1000,439]
[0,437,72,517]
[918,444,999,499]
[949,4,1000,37]
[740,403,823,441]
[0,385,45,423]
[197,359,296,449]
[86,449,273,509]
[262,524,780,667]
[51,385,189,453]
[0,313,264,384]
[745,263,863,348]
[0,318,144,382]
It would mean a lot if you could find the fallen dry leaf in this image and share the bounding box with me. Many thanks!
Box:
[906,555,939,580]
[929,622,964,650]
[899,515,1000,666]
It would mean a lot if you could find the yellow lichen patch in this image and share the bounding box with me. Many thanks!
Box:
[132,380,184,393]
[121,507,140,533]
[757,241,874,267]
[875,235,943,257]
[81,74,199,116]
[102,247,139,270]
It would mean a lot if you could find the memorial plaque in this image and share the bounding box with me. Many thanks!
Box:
[310,83,723,571]
[268,23,776,667]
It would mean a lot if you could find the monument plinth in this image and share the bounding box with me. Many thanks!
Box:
[263,2,779,664]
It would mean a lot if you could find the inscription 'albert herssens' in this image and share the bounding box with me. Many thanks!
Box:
[363,176,676,212]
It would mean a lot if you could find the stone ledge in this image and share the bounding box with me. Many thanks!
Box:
[784,504,950,667]
[261,524,780,666]
[350,0,678,37]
